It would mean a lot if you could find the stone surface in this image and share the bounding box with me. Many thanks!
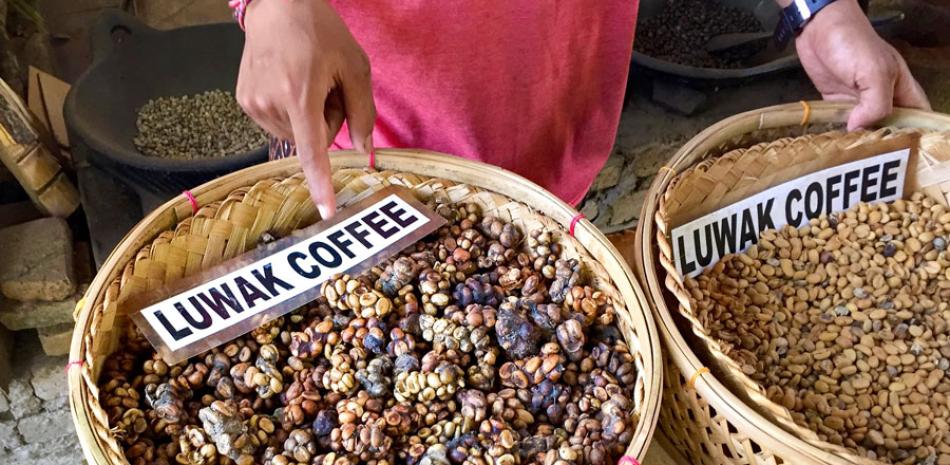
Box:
[2,439,84,465]
[630,140,682,178]
[0,291,81,330]
[0,389,8,414]
[30,354,67,402]
[5,379,40,420]
[40,392,66,412]
[16,410,73,444]
[652,80,708,116]
[0,217,75,301]
[590,156,623,191]
[609,190,648,226]
[0,334,81,462]
[0,421,22,449]
[37,323,72,356]
[579,200,599,222]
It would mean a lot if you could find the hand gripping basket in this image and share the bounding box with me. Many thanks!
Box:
[68,149,662,465]
[634,101,950,465]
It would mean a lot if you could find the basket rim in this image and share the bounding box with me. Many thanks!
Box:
[68,148,663,465]
[633,101,950,465]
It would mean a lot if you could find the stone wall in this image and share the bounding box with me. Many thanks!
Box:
[0,336,84,465]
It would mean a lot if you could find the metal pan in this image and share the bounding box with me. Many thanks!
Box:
[633,0,902,83]
[64,9,266,195]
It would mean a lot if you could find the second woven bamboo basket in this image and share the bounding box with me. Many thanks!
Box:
[68,149,663,465]
[634,102,950,465]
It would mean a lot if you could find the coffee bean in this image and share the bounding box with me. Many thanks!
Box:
[687,193,950,464]
[934,237,947,252]
[134,90,267,159]
[634,0,765,69]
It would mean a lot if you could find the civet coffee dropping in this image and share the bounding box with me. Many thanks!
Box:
[130,187,446,364]
[104,192,641,465]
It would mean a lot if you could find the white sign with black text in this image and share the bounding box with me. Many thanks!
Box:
[672,148,910,278]
[130,187,445,363]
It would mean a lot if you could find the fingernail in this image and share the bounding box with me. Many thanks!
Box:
[319,203,335,220]
[363,135,375,154]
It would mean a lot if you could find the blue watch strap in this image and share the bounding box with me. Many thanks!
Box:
[774,0,837,48]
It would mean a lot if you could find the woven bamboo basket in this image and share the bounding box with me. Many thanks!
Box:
[633,101,950,465]
[68,149,662,465]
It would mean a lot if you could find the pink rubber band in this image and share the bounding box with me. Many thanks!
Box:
[183,190,199,214]
[368,150,377,170]
[65,360,84,372]
[618,456,640,465]
[569,213,585,237]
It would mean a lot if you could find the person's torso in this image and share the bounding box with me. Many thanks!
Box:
[328,0,639,205]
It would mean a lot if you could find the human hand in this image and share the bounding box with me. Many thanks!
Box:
[236,0,376,219]
[793,0,930,130]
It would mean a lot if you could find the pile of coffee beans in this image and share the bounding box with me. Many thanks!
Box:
[688,192,950,465]
[100,202,640,465]
[635,0,765,69]
[133,90,267,159]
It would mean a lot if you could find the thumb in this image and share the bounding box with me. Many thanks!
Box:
[893,57,931,111]
[290,104,337,220]
[847,74,895,131]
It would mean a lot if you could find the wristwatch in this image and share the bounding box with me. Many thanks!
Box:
[774,0,838,48]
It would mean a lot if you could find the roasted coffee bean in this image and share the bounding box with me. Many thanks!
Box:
[635,0,765,69]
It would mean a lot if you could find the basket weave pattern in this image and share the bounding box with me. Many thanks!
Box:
[656,124,950,464]
[69,152,660,465]
[660,354,783,465]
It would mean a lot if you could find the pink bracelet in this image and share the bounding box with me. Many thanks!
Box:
[228,0,252,30]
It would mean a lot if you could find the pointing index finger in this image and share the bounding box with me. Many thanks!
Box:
[289,98,337,220]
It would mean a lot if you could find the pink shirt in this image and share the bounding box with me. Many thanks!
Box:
[328,1,639,206]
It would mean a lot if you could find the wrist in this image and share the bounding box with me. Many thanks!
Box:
[775,0,866,47]
[775,0,857,7]
[229,0,253,30]
[241,0,333,33]
[800,0,870,34]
